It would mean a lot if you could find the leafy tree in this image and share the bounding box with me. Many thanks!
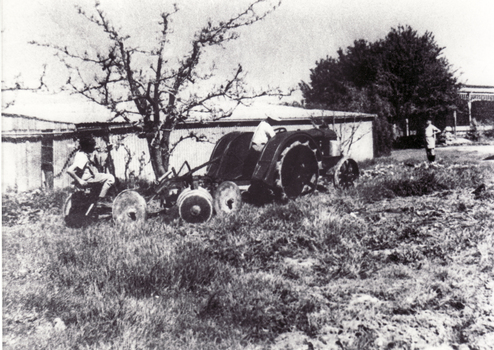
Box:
[301,25,460,134]
[32,1,281,179]
[377,26,459,131]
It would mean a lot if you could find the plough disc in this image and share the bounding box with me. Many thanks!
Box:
[112,190,147,226]
[178,187,213,224]
[214,181,242,215]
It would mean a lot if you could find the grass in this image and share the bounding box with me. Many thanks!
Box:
[3,146,494,349]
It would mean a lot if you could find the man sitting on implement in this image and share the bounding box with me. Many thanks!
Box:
[66,135,115,212]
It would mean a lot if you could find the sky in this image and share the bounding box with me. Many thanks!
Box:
[2,0,494,123]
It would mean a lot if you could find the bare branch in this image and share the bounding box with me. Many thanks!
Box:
[168,131,214,155]
[2,64,47,92]
[2,65,48,108]
[30,0,282,178]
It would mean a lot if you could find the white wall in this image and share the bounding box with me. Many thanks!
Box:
[2,140,42,192]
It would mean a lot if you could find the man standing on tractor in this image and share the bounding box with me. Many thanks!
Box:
[243,116,281,180]
[66,135,115,211]
[250,116,280,152]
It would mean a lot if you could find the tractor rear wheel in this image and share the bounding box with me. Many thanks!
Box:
[112,190,147,226]
[214,181,242,216]
[275,141,319,199]
[333,157,359,189]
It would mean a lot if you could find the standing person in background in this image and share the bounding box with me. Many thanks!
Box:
[66,135,115,209]
[424,119,441,163]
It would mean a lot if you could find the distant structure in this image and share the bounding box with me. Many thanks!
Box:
[457,85,494,127]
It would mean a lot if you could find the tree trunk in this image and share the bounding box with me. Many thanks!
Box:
[160,129,171,175]
[145,124,173,180]
[146,130,167,180]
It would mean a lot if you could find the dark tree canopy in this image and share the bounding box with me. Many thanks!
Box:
[301,25,460,132]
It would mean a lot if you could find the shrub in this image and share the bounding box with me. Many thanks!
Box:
[2,189,67,226]
[393,134,424,149]
[466,123,481,142]
[483,128,494,139]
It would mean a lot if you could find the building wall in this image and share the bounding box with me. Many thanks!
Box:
[107,133,155,182]
[2,114,375,192]
[2,139,43,192]
[2,141,19,192]
[331,119,374,161]
[2,114,77,192]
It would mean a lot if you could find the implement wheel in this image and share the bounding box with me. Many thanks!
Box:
[178,188,213,224]
[276,141,319,199]
[63,192,97,228]
[333,157,359,189]
[112,190,147,226]
[214,181,242,215]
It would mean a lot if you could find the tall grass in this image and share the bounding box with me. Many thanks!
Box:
[3,154,494,349]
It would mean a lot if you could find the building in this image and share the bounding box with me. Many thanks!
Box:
[2,105,376,193]
[2,114,76,192]
[454,85,494,134]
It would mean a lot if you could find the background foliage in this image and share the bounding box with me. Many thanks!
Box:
[300,25,461,155]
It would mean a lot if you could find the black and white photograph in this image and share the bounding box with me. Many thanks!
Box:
[2,0,494,348]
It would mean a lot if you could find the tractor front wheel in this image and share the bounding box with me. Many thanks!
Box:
[333,157,359,189]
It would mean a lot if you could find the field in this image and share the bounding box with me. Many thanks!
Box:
[3,145,494,350]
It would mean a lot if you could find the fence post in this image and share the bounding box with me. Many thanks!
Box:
[453,110,457,134]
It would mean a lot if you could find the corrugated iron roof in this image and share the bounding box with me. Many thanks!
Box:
[2,113,77,125]
[4,104,376,135]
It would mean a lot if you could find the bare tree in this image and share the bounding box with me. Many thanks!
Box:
[31,0,283,179]
[1,65,47,109]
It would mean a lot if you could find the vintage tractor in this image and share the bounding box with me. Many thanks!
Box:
[206,126,360,199]
[64,125,360,226]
